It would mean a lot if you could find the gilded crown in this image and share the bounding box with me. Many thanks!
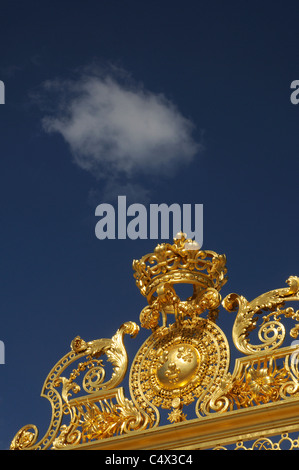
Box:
[132,232,227,303]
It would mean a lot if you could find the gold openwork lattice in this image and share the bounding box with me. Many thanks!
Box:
[213,433,299,450]
[10,233,299,450]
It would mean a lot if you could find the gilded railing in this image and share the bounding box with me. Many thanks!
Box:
[10,234,299,450]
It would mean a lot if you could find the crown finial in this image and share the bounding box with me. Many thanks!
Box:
[132,235,227,329]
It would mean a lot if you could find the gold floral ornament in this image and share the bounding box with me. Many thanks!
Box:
[247,366,275,396]
[10,425,38,450]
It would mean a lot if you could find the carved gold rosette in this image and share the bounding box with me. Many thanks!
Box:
[10,233,299,450]
[129,318,229,422]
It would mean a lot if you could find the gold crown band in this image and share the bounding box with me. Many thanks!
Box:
[132,233,227,303]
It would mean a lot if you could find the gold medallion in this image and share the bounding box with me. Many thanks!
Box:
[129,317,230,419]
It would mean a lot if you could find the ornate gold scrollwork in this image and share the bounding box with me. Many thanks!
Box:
[10,322,148,450]
[198,350,299,418]
[10,235,299,451]
[222,276,299,355]
[197,277,299,418]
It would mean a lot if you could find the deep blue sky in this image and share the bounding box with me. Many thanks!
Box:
[1,0,299,449]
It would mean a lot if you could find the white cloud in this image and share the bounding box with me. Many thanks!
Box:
[40,66,201,198]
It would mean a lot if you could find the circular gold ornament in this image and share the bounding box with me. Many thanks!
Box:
[155,343,200,390]
[129,317,230,412]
